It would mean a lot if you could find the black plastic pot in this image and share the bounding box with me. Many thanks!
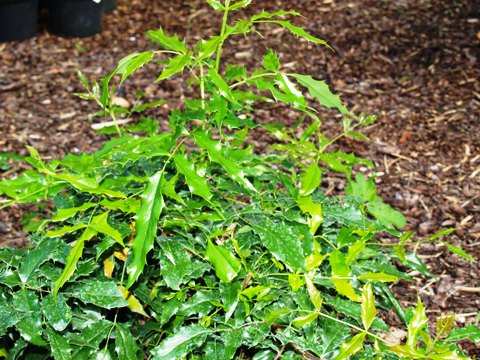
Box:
[102,0,115,13]
[0,0,39,42]
[48,0,102,38]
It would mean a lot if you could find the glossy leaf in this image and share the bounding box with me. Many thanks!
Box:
[208,67,236,103]
[157,53,192,81]
[90,212,124,246]
[361,283,376,331]
[292,73,348,114]
[151,325,209,359]
[147,28,187,53]
[357,272,399,283]
[299,162,322,196]
[69,279,128,309]
[297,196,323,234]
[262,49,279,72]
[45,327,72,360]
[250,217,306,270]
[51,203,96,222]
[305,274,323,311]
[205,240,242,283]
[54,235,85,297]
[330,250,361,302]
[407,298,428,346]
[12,290,46,346]
[446,324,480,343]
[118,285,149,317]
[292,312,318,329]
[18,238,58,283]
[113,51,154,85]
[173,153,213,201]
[335,332,366,360]
[127,171,165,288]
[41,294,72,332]
[115,323,141,360]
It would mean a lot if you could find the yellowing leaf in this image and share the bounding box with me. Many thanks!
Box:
[288,274,305,292]
[103,256,115,278]
[297,196,323,234]
[118,286,149,317]
[305,274,322,311]
[0,348,7,357]
[357,272,398,283]
[361,283,376,331]
[407,298,428,347]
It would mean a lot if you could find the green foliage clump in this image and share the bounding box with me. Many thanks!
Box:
[0,1,478,359]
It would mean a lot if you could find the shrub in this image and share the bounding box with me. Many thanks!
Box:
[0,1,477,359]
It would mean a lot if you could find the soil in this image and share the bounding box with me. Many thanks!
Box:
[0,0,479,357]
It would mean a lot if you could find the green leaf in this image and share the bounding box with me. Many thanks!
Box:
[220,281,241,321]
[45,326,72,360]
[428,350,466,360]
[361,283,376,331]
[147,28,187,53]
[54,235,85,297]
[446,324,480,343]
[89,212,125,246]
[265,308,291,325]
[47,223,87,238]
[193,130,256,192]
[228,0,252,10]
[428,228,457,241]
[115,323,141,360]
[262,49,279,72]
[330,250,361,302]
[0,297,19,337]
[69,279,128,309]
[162,174,186,205]
[12,290,46,346]
[335,332,366,360]
[159,239,210,290]
[265,20,329,47]
[127,171,165,288]
[151,325,209,360]
[205,240,242,283]
[51,203,97,222]
[299,162,322,196]
[173,153,213,201]
[367,202,406,229]
[443,242,476,262]
[288,274,305,292]
[206,0,224,11]
[305,274,323,311]
[113,51,154,85]
[41,294,72,332]
[291,73,348,115]
[292,312,318,329]
[357,272,399,283]
[157,52,192,81]
[250,217,306,270]
[208,67,236,103]
[346,173,377,202]
[407,298,428,346]
[18,238,58,283]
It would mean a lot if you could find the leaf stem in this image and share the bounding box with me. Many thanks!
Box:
[215,0,231,71]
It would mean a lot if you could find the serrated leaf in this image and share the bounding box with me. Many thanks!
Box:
[345,240,365,265]
[69,279,128,309]
[127,171,164,288]
[162,174,186,205]
[446,324,480,343]
[41,294,72,332]
[151,325,209,360]
[357,272,399,283]
[228,0,252,10]
[361,283,376,331]
[147,28,187,53]
[292,312,318,329]
[299,162,322,196]
[428,228,457,241]
[220,281,241,322]
[193,130,256,192]
[47,223,87,238]
[0,297,20,337]
[266,20,329,47]
[208,67,236,103]
[250,217,306,270]
[288,273,305,292]
[265,308,291,325]
[262,49,279,72]
[436,314,456,337]
[367,202,406,229]
[292,73,348,114]
[12,290,46,346]
[157,52,192,81]
[389,344,427,358]
[335,332,366,360]
[45,326,72,360]
[330,250,361,301]
[51,203,97,222]
[305,274,322,310]
[54,236,85,297]
[443,242,475,262]
[18,238,58,283]
[206,0,224,11]
[173,153,213,201]
[205,240,241,283]
[346,173,377,202]
[115,323,141,360]
[113,51,154,85]
[118,286,149,317]
[407,298,428,346]
[90,212,124,246]
[428,350,466,360]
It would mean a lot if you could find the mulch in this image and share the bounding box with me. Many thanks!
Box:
[0,0,479,356]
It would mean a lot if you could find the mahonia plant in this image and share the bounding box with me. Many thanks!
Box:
[0,0,478,359]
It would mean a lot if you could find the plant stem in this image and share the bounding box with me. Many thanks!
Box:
[215,0,231,72]
[229,72,277,89]
[200,64,206,109]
